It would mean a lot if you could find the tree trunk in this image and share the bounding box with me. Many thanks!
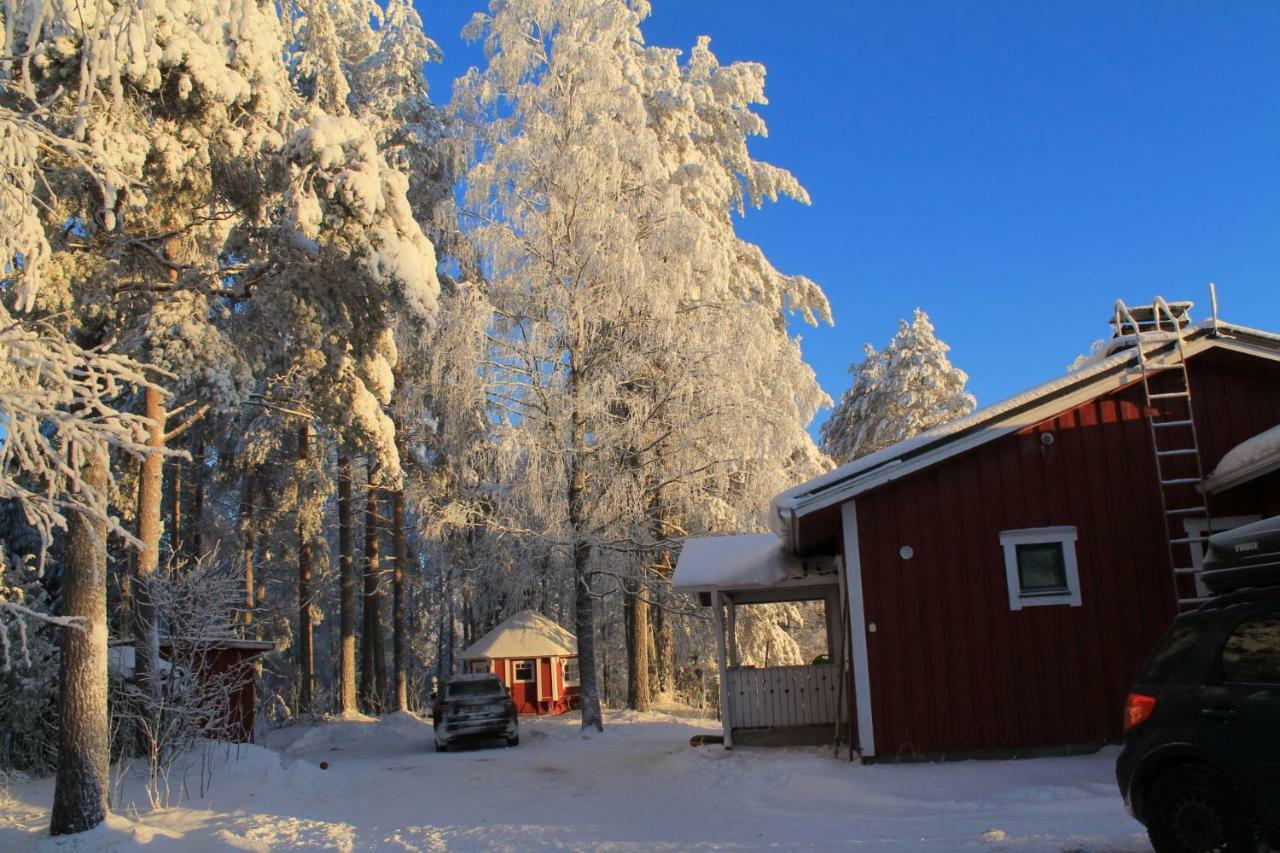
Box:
[337,455,358,715]
[241,466,256,635]
[191,433,204,559]
[568,376,603,731]
[297,424,314,716]
[132,385,165,712]
[391,478,408,713]
[360,458,385,713]
[50,444,110,836]
[167,453,182,561]
[625,577,651,711]
[651,546,675,695]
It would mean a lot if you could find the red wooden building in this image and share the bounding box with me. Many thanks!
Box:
[108,636,275,742]
[680,301,1280,760]
[460,611,580,715]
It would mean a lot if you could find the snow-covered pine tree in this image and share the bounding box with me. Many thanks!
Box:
[821,308,975,465]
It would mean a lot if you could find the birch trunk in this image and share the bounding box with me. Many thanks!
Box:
[337,455,358,714]
[50,445,110,836]
[568,372,603,731]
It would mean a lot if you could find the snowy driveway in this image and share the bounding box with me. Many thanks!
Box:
[2,710,1151,851]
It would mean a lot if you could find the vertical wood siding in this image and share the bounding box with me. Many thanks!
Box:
[848,349,1280,757]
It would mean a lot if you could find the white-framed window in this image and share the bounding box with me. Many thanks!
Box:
[563,658,580,687]
[466,660,491,674]
[999,526,1082,610]
[513,660,535,682]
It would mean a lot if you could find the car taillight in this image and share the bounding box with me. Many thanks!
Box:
[1124,692,1157,732]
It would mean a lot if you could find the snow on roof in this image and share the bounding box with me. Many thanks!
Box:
[774,319,1280,530]
[460,610,577,661]
[1204,423,1280,494]
[672,533,804,593]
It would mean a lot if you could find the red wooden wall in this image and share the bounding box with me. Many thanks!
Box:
[847,348,1280,757]
[487,655,580,715]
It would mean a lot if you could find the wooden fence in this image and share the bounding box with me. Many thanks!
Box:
[724,664,840,729]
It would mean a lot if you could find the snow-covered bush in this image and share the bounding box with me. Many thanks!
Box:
[110,552,252,809]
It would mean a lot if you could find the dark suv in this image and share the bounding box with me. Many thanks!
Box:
[1116,516,1280,853]
[432,673,519,752]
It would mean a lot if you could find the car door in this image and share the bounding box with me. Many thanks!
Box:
[1197,605,1280,823]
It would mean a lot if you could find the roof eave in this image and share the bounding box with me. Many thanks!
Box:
[784,326,1277,524]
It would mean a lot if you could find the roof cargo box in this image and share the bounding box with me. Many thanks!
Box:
[1201,515,1280,595]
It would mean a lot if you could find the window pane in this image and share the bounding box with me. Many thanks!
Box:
[514,660,535,682]
[564,660,580,686]
[1223,612,1280,685]
[1016,542,1068,593]
[1138,619,1204,685]
[448,678,501,697]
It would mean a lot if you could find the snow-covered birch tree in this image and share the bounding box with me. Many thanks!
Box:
[821,308,975,464]
[456,0,831,726]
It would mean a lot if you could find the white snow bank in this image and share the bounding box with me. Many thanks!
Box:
[1205,423,1280,493]
[0,710,1147,852]
[672,533,802,592]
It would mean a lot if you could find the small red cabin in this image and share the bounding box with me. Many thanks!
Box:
[460,611,580,715]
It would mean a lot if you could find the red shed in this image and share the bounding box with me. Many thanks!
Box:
[459,611,580,715]
[684,299,1280,761]
[108,636,275,743]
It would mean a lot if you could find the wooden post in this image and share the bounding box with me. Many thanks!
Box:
[711,591,733,749]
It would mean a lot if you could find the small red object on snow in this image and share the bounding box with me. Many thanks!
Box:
[319,761,329,770]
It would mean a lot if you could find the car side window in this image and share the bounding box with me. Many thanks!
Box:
[1222,610,1280,686]
[1138,620,1204,685]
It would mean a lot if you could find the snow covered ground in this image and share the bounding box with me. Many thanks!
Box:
[1,709,1150,851]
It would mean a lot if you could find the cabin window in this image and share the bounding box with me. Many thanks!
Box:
[563,659,580,687]
[513,660,535,682]
[466,660,491,674]
[999,526,1082,610]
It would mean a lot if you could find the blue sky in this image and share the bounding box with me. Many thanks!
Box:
[417,1,1280,435]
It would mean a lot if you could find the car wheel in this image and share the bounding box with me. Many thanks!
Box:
[1145,765,1258,853]
[507,734,519,747]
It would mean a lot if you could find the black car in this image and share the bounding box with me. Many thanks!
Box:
[432,673,519,752]
[1116,516,1280,853]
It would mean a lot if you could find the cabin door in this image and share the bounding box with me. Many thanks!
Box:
[510,658,537,714]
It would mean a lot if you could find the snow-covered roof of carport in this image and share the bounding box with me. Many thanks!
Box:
[772,320,1280,551]
[672,534,795,593]
[672,534,839,602]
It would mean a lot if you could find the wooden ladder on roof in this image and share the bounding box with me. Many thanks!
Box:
[1113,297,1214,611]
